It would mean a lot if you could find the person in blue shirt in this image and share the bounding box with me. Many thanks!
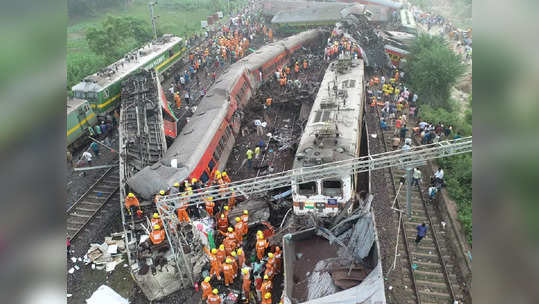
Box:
[416,223,428,244]
[380,118,388,130]
[90,142,99,158]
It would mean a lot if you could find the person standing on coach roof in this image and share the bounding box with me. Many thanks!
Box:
[416,223,427,244]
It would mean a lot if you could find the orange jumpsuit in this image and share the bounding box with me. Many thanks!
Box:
[260,280,272,299]
[201,281,212,300]
[223,175,231,184]
[223,237,237,255]
[268,29,273,40]
[149,229,165,245]
[303,61,308,69]
[206,293,222,304]
[125,196,140,213]
[237,249,245,267]
[265,263,275,280]
[150,217,163,228]
[174,93,181,109]
[227,255,238,275]
[262,297,272,304]
[227,196,236,208]
[205,199,215,216]
[217,215,228,232]
[204,247,222,280]
[242,272,251,297]
[274,249,282,272]
[216,247,226,264]
[295,64,299,73]
[177,198,190,223]
[241,214,249,235]
[234,221,245,242]
[256,238,268,260]
[223,263,235,286]
[395,71,400,82]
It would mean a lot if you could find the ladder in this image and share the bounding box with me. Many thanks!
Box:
[156,136,472,207]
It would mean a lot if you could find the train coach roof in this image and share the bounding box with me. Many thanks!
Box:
[71,35,182,92]
[67,98,88,114]
[271,4,352,24]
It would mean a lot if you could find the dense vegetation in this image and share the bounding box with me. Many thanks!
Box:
[67,0,246,90]
[406,34,472,244]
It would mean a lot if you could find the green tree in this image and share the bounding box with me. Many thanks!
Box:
[405,34,465,110]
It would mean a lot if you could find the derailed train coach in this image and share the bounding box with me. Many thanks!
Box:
[127,30,326,199]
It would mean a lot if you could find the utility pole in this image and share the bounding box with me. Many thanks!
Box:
[149,1,158,41]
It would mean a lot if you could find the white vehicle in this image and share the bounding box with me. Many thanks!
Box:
[292,57,365,216]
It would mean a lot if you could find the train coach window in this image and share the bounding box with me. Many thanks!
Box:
[208,159,215,172]
[322,180,343,197]
[298,182,317,196]
[200,171,209,184]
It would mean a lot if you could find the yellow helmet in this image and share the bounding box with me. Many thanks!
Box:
[224,206,229,210]
[243,210,248,215]
[235,217,241,222]
[257,230,262,235]
[174,182,180,187]
[153,213,159,219]
[128,193,135,198]
[153,225,160,230]
[237,248,243,254]
[219,244,225,250]
[191,178,197,183]
[222,172,227,176]
[208,196,213,200]
[242,268,248,274]
[264,274,269,280]
[186,187,192,191]
[227,227,233,232]
[215,170,221,175]
[212,288,218,294]
[204,276,211,282]
[231,251,236,256]
[265,293,271,299]
[268,252,274,258]
[221,214,225,218]
[216,173,221,179]
[226,258,232,263]
[159,190,165,195]
[211,248,217,254]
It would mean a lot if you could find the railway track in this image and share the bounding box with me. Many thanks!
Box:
[373,107,461,303]
[66,166,120,240]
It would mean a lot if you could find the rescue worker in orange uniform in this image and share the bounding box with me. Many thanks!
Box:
[262,292,272,304]
[268,28,273,41]
[303,59,308,70]
[177,193,190,223]
[216,244,226,264]
[256,235,269,260]
[241,210,249,234]
[222,227,237,255]
[260,275,272,301]
[265,97,272,107]
[207,289,222,304]
[395,69,399,82]
[204,247,222,280]
[241,268,251,299]
[174,92,181,109]
[294,62,299,73]
[222,258,235,286]
[125,192,141,216]
[149,225,166,245]
[201,276,212,300]
[205,196,215,216]
[154,190,165,206]
[229,251,239,275]
[151,213,163,228]
[285,65,290,75]
[274,246,282,273]
[280,77,286,86]
[217,213,228,233]
[234,217,245,242]
[222,171,231,184]
[237,247,246,267]
[265,253,276,279]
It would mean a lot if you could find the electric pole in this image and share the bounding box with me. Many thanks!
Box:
[149,1,158,41]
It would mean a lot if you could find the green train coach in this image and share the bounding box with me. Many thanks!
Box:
[67,98,98,150]
[71,34,186,118]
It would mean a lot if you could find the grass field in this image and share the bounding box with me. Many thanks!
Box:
[67,0,242,89]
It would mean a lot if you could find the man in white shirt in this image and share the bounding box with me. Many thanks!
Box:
[82,151,93,166]
[434,168,444,185]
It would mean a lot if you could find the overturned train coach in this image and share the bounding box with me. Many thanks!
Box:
[128,29,326,199]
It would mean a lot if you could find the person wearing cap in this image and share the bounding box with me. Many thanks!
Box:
[260,275,272,302]
[241,210,249,234]
[169,182,180,195]
[177,193,190,223]
[154,190,165,205]
[265,254,276,280]
[201,276,212,300]
[217,213,228,232]
[262,292,272,304]
[222,258,235,286]
[241,268,251,299]
[205,196,215,216]
[222,205,230,218]
[256,234,269,260]
[215,243,226,262]
[236,247,246,267]
[125,192,140,216]
[234,217,245,242]
[151,213,163,228]
[274,246,282,273]
[229,251,239,275]
[204,247,222,280]
[221,228,237,255]
[149,225,166,245]
[206,288,221,304]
